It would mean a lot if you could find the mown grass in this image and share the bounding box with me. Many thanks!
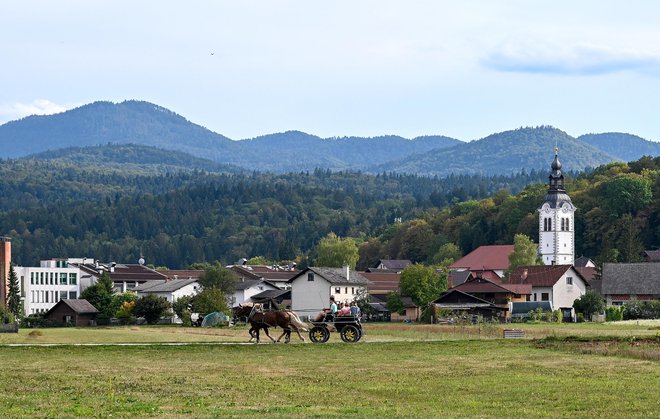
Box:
[1,328,658,417]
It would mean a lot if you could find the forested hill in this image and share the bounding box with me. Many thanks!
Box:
[2,100,657,175]
[0,101,234,159]
[578,132,660,162]
[1,156,551,267]
[371,126,618,176]
[26,143,244,174]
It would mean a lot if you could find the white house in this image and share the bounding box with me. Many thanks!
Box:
[287,267,369,319]
[15,259,82,316]
[229,279,280,307]
[508,265,588,321]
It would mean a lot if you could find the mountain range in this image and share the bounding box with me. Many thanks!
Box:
[1,100,658,176]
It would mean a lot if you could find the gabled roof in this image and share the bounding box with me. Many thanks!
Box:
[163,270,204,280]
[508,265,585,287]
[287,267,369,285]
[601,263,660,295]
[75,262,169,282]
[139,278,199,293]
[47,299,98,315]
[455,277,531,295]
[574,256,596,268]
[230,265,300,282]
[644,250,660,262]
[449,270,471,288]
[361,271,400,293]
[250,289,291,301]
[133,280,167,291]
[375,259,412,270]
[575,266,598,282]
[433,289,499,308]
[234,279,279,291]
[449,245,514,271]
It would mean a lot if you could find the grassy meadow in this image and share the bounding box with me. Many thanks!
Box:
[0,322,658,418]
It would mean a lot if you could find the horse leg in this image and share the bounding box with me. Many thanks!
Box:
[263,327,276,343]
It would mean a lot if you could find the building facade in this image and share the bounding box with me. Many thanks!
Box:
[538,148,576,266]
[15,259,82,316]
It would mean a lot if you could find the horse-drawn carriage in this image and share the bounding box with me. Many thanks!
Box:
[308,315,363,343]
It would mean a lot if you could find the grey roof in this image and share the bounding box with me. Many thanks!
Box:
[290,267,369,285]
[574,256,595,268]
[250,289,290,300]
[644,250,660,262]
[449,270,471,287]
[133,280,167,291]
[50,299,99,314]
[601,263,660,295]
[139,278,198,293]
[234,279,269,290]
[376,259,412,270]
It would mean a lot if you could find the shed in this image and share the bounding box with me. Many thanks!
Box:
[44,299,99,327]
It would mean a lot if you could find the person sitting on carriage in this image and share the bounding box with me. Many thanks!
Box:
[349,301,360,318]
[337,301,351,316]
[314,296,337,322]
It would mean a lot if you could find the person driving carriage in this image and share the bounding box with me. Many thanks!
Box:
[314,296,337,322]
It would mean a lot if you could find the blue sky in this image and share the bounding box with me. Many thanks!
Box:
[2,1,659,141]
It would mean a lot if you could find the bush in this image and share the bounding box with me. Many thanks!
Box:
[606,306,624,321]
[134,294,172,325]
[576,313,585,323]
[0,305,16,324]
[623,301,660,320]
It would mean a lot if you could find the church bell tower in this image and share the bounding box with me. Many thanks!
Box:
[538,147,575,265]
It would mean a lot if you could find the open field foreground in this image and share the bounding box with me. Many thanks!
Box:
[1,324,659,418]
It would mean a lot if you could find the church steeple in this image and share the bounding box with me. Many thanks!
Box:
[538,147,575,266]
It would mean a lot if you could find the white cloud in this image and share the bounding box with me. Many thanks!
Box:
[482,42,660,76]
[0,99,71,122]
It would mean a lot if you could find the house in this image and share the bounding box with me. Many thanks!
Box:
[373,259,412,271]
[230,279,280,307]
[361,270,401,295]
[643,250,660,263]
[43,299,98,327]
[507,265,588,321]
[574,256,596,268]
[287,267,369,319]
[448,245,514,279]
[433,289,507,320]
[449,276,531,320]
[601,263,660,306]
[72,260,170,293]
[136,278,200,304]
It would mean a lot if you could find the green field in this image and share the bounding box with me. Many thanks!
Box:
[1,323,658,418]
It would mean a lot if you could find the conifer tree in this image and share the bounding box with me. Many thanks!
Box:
[7,264,22,318]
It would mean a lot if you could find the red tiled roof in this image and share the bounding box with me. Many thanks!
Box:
[449,245,514,271]
[508,265,573,287]
[163,270,205,280]
[470,270,503,283]
[575,267,597,282]
[76,263,169,281]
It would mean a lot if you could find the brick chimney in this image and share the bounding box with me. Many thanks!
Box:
[0,237,11,306]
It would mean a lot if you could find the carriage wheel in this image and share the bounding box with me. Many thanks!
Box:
[309,326,330,343]
[340,325,360,343]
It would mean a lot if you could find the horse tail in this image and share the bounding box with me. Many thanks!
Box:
[287,311,309,332]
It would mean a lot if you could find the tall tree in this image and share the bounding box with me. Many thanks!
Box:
[7,264,22,318]
[80,271,115,324]
[399,264,447,308]
[313,232,359,269]
[505,234,541,278]
[198,262,237,294]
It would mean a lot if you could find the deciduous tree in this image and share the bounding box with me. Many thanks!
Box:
[314,232,359,269]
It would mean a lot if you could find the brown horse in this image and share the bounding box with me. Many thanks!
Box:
[233,303,308,343]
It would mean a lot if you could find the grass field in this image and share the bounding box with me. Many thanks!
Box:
[1,323,658,418]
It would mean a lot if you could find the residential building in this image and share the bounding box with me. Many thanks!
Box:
[601,263,660,306]
[538,148,576,266]
[230,279,280,307]
[229,264,299,289]
[373,259,411,271]
[507,265,588,321]
[71,260,170,293]
[449,276,531,320]
[287,267,369,319]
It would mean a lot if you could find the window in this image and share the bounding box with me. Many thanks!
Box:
[31,272,34,285]
[335,287,341,294]
[514,294,521,299]
[69,273,77,285]
[566,218,570,231]
[548,218,551,230]
[541,293,549,301]
[566,277,573,285]
[307,273,314,281]
[352,287,355,295]
[50,272,54,285]
[69,291,77,300]
[60,291,67,300]
[40,272,44,285]
[345,287,348,294]
[60,273,67,285]
[533,293,537,301]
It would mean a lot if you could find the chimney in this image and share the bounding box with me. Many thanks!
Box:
[110,262,116,273]
[95,260,99,269]
[521,268,528,282]
[345,265,350,281]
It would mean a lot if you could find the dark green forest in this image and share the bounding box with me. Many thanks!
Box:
[1,154,657,269]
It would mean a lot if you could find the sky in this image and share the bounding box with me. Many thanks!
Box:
[2,1,660,141]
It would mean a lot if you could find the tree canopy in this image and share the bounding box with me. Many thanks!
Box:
[313,233,359,269]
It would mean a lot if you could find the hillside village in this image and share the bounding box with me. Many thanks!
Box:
[2,150,657,327]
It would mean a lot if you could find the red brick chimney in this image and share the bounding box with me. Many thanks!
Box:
[0,237,11,306]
